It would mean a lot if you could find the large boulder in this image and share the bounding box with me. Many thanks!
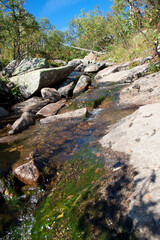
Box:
[11,97,49,114]
[9,112,35,135]
[118,72,160,108]
[9,65,74,98]
[73,75,91,96]
[12,58,49,76]
[40,108,87,124]
[95,64,149,84]
[94,60,142,82]
[100,103,160,239]
[36,99,66,117]
[2,60,18,77]
[41,88,61,102]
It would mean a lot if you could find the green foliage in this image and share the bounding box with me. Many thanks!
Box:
[0,0,160,68]
[66,7,111,51]
[147,61,160,73]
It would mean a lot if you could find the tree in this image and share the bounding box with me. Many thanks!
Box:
[66,7,111,51]
[0,0,39,62]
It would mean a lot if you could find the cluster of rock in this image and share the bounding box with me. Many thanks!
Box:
[1,52,160,239]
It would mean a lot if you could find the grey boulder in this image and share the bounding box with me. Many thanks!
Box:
[73,75,91,96]
[40,108,87,124]
[9,65,74,98]
[41,88,61,102]
[118,72,160,108]
[9,112,35,135]
[36,99,66,117]
[100,103,160,240]
[11,97,49,114]
[12,58,49,76]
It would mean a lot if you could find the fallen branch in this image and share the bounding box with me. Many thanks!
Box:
[61,43,106,55]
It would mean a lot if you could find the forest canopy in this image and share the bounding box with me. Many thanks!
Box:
[0,0,160,67]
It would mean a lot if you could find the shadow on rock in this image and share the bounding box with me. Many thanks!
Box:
[128,169,160,240]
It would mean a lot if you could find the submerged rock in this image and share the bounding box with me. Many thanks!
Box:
[40,108,87,124]
[9,112,35,135]
[9,65,74,98]
[12,159,39,185]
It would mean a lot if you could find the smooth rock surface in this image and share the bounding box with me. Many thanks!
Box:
[12,159,39,185]
[12,58,49,76]
[118,72,160,108]
[84,63,105,73]
[100,103,160,240]
[40,108,87,124]
[94,63,129,81]
[73,75,91,96]
[68,59,83,67]
[9,112,35,135]
[10,65,74,98]
[11,97,49,114]
[41,88,61,102]
[2,60,18,77]
[58,79,75,97]
[36,99,66,117]
[96,64,149,84]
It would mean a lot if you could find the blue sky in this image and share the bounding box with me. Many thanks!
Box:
[25,0,112,31]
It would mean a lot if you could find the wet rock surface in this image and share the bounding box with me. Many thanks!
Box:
[12,159,39,185]
[11,97,49,114]
[0,55,160,239]
[9,112,35,135]
[40,107,87,124]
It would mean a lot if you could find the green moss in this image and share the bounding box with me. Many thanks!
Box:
[31,144,109,239]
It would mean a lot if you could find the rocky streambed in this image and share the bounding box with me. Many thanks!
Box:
[0,55,160,239]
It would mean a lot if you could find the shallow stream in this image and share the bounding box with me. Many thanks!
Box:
[0,82,138,239]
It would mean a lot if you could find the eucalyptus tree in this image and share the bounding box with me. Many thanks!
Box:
[0,0,39,62]
[66,7,111,52]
